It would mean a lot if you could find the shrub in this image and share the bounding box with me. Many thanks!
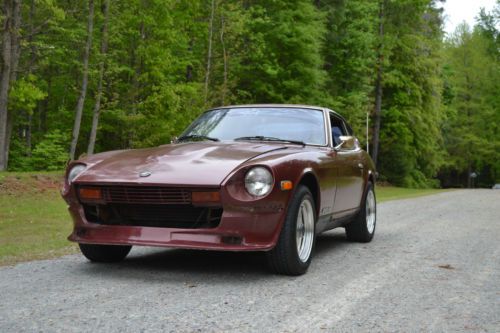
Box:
[31,130,69,171]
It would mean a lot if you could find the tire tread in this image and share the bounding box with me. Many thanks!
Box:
[79,243,132,263]
[267,185,316,276]
[345,182,376,243]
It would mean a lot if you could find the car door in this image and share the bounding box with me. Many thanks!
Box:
[330,113,364,215]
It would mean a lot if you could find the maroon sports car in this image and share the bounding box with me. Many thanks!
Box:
[62,104,377,275]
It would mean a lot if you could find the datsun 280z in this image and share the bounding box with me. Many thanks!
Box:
[61,105,377,275]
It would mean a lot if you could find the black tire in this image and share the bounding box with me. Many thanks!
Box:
[267,185,316,276]
[79,243,132,263]
[345,182,376,242]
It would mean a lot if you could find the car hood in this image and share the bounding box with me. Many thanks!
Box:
[75,142,287,186]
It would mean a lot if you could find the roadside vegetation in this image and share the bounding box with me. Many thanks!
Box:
[0,172,76,266]
[0,1,498,189]
[1,171,450,266]
[375,185,449,203]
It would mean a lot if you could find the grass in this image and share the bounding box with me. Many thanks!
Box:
[0,172,449,266]
[0,172,77,266]
[376,186,449,203]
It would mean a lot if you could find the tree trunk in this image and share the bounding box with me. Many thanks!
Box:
[204,0,215,104]
[27,0,36,71]
[9,0,21,83]
[4,0,21,167]
[129,20,144,117]
[186,39,194,82]
[371,64,383,166]
[39,68,51,133]
[25,0,36,156]
[26,114,32,156]
[220,13,228,105]
[127,19,144,147]
[69,0,94,160]
[0,0,22,171]
[87,0,110,155]
[0,1,13,171]
[371,0,384,167]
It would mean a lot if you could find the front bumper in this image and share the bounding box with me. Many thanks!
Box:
[63,163,294,252]
[67,202,287,252]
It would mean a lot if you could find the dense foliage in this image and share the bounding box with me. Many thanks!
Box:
[0,0,498,187]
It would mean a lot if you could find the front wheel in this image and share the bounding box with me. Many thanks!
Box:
[345,182,376,242]
[79,243,132,263]
[267,185,316,276]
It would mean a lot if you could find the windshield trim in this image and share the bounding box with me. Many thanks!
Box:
[181,106,329,148]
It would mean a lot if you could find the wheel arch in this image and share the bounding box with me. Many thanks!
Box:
[297,171,321,216]
[368,171,375,185]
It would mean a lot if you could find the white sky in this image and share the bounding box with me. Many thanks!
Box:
[441,0,497,34]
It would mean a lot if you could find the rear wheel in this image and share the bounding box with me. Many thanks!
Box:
[345,182,376,242]
[79,243,132,263]
[267,185,316,275]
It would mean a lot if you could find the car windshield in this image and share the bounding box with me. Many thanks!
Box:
[181,107,326,145]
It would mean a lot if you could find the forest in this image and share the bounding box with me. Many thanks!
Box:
[0,0,498,188]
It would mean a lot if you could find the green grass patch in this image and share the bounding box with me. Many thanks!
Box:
[376,186,449,203]
[0,171,77,266]
[0,172,450,266]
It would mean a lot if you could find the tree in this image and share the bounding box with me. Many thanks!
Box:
[236,0,327,104]
[204,0,215,104]
[441,23,500,187]
[376,0,445,187]
[2,0,497,190]
[0,0,22,171]
[87,0,110,155]
[371,0,385,166]
[69,0,94,160]
[317,0,378,144]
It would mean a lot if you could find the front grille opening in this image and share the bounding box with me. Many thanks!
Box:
[77,185,192,205]
[83,204,222,229]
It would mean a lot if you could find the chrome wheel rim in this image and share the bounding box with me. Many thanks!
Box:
[296,198,314,262]
[366,189,376,234]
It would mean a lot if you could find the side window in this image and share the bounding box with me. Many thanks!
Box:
[329,113,346,146]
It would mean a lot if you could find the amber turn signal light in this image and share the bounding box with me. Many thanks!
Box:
[79,188,102,201]
[192,191,221,203]
[280,180,293,191]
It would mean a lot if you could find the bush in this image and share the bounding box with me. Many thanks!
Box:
[31,130,69,171]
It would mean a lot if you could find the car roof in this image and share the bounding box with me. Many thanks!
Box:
[205,104,345,120]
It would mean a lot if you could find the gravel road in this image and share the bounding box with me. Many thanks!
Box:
[1,190,499,332]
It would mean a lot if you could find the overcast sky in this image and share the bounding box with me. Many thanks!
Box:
[441,0,498,34]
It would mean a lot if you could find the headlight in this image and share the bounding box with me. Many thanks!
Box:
[67,164,86,184]
[245,167,273,197]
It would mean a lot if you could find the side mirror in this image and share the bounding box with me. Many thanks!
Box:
[336,136,358,150]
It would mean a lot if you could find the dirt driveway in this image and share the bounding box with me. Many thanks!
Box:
[1,190,499,332]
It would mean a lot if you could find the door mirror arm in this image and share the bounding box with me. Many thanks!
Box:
[333,141,345,151]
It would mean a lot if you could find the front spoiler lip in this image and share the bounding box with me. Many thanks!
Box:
[68,224,274,252]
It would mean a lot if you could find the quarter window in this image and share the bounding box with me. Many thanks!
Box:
[330,113,346,146]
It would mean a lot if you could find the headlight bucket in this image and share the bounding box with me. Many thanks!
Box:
[244,166,273,197]
[67,164,86,184]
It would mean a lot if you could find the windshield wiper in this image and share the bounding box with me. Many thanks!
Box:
[177,134,220,142]
[234,136,305,146]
